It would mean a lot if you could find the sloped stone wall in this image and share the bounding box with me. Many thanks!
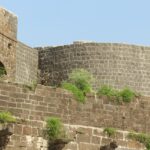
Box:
[0,82,149,149]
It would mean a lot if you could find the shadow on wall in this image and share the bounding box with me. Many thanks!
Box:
[100,141,118,150]
[0,62,7,77]
[0,125,13,150]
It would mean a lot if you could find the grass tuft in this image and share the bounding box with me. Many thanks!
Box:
[0,112,16,124]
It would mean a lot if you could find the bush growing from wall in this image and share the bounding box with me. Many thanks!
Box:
[97,85,136,103]
[45,117,65,141]
[104,127,117,137]
[45,117,71,150]
[0,112,16,124]
[119,88,136,103]
[97,85,117,98]
[62,69,94,103]
[68,69,93,93]
[0,112,16,149]
[23,80,37,91]
[62,82,85,103]
[128,132,150,150]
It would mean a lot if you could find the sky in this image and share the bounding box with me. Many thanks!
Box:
[0,0,150,47]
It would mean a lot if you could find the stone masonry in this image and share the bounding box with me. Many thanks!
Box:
[37,43,150,96]
[1,8,150,96]
[1,7,150,150]
[15,41,38,84]
[0,8,38,85]
[0,7,17,81]
[0,82,148,150]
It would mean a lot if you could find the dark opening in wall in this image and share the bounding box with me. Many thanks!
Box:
[8,43,12,49]
[0,62,7,77]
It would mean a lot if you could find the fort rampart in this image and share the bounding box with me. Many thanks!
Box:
[0,82,149,150]
[1,7,150,150]
[1,8,150,96]
[37,42,150,96]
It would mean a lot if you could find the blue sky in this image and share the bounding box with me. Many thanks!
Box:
[0,0,150,47]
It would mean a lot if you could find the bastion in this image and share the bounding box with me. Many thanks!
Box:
[1,7,150,96]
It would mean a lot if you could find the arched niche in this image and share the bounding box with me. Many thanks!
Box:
[0,62,7,77]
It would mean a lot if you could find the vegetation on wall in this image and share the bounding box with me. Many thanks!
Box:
[0,112,16,150]
[97,85,117,98]
[0,112,16,124]
[62,69,94,103]
[103,128,150,150]
[103,127,117,137]
[0,67,6,78]
[45,117,66,141]
[62,82,85,102]
[128,132,150,150]
[45,117,71,150]
[68,69,93,93]
[23,80,37,91]
[62,69,137,104]
[97,85,136,103]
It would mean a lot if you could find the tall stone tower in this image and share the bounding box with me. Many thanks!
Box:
[0,7,17,81]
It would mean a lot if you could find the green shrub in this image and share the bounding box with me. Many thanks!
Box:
[97,85,135,103]
[97,85,117,98]
[62,82,85,103]
[46,117,65,141]
[0,112,16,124]
[119,88,135,103]
[128,132,150,150]
[104,127,117,137]
[62,69,94,103]
[23,80,37,91]
[68,69,93,93]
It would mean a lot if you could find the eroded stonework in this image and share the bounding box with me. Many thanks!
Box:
[0,7,17,81]
[1,8,150,96]
[0,82,147,150]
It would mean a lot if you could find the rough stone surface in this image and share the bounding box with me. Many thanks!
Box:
[0,8,17,81]
[0,82,148,150]
[0,8,38,85]
[0,7,149,150]
[0,7,17,40]
[15,41,38,84]
[37,43,150,96]
[1,8,150,96]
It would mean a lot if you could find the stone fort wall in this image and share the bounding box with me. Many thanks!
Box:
[15,41,38,84]
[37,42,150,96]
[0,8,17,81]
[1,7,150,150]
[0,8,38,85]
[0,82,149,150]
[1,7,150,96]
